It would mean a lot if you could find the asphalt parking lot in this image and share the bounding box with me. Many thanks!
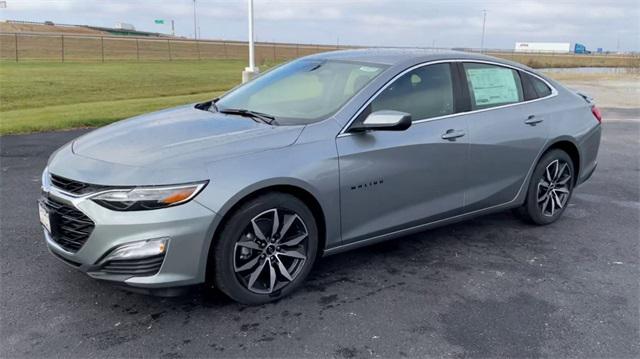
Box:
[1,108,638,358]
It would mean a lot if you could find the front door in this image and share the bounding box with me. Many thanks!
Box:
[336,63,469,244]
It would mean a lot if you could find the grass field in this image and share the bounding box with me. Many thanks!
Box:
[489,52,639,69]
[1,60,638,135]
[0,60,261,134]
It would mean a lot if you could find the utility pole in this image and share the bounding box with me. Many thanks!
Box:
[480,9,487,52]
[171,19,175,36]
[193,0,197,39]
[242,0,259,83]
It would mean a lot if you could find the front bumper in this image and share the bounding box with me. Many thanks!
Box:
[41,183,217,290]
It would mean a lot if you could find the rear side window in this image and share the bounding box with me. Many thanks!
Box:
[369,63,454,121]
[463,63,523,110]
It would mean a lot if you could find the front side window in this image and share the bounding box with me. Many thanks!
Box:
[217,60,387,125]
[464,63,523,110]
[368,63,454,121]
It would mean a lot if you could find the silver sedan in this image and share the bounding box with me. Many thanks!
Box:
[40,49,601,304]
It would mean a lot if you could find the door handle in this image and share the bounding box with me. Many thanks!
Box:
[441,129,466,141]
[524,115,543,126]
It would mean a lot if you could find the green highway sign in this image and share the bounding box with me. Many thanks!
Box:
[154,19,165,24]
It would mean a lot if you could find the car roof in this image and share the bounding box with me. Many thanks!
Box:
[304,47,525,69]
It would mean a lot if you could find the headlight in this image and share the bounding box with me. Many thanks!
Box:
[91,181,208,211]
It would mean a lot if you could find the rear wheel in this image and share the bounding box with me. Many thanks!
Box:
[516,149,575,225]
[211,192,318,304]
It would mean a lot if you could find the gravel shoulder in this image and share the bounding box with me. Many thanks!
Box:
[544,71,640,111]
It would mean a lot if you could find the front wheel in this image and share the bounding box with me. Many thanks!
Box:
[516,149,575,225]
[211,193,318,304]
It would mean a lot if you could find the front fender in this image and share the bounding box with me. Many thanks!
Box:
[193,139,341,276]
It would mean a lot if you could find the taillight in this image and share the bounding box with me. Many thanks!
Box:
[591,105,602,124]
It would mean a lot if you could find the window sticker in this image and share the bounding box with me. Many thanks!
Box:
[466,68,519,107]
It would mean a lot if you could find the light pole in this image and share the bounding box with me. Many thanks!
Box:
[480,9,487,52]
[242,0,259,83]
[193,0,197,40]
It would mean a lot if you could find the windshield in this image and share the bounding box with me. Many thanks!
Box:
[216,60,387,125]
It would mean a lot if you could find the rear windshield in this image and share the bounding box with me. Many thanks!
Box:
[217,60,388,125]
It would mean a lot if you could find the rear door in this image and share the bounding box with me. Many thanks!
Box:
[459,62,551,211]
[336,63,469,243]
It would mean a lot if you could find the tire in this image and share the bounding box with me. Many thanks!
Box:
[211,192,318,305]
[516,149,575,225]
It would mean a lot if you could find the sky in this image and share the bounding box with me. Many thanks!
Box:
[1,0,638,51]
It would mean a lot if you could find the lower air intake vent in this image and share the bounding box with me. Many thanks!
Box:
[100,254,165,277]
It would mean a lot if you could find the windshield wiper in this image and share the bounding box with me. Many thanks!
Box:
[218,108,277,125]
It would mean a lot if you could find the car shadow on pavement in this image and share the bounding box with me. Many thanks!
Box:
[138,209,539,310]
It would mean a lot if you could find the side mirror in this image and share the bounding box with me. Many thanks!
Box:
[350,110,412,132]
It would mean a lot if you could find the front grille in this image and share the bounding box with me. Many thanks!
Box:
[42,197,94,253]
[50,174,110,196]
[100,254,165,277]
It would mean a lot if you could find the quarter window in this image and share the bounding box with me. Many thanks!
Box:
[368,63,454,121]
[463,63,523,110]
[530,74,552,98]
[521,72,553,100]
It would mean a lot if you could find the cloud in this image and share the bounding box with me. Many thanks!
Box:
[0,0,637,50]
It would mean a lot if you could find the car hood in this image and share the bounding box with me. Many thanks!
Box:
[72,104,304,168]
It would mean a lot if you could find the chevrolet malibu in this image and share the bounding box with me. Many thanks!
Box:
[40,49,601,304]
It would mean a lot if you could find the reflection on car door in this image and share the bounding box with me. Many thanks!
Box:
[460,62,550,211]
[336,63,469,244]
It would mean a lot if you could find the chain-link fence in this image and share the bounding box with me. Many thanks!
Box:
[0,32,343,63]
[1,31,638,68]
